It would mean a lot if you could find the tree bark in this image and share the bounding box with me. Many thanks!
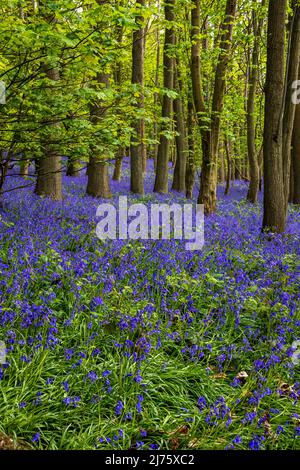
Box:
[185,96,195,199]
[172,58,187,192]
[191,0,237,213]
[86,72,112,199]
[247,2,265,203]
[263,0,287,232]
[190,0,209,201]
[282,1,300,205]
[35,67,62,201]
[66,156,80,177]
[198,0,237,213]
[113,12,124,182]
[153,0,161,171]
[291,100,300,204]
[87,159,111,198]
[20,157,29,177]
[154,0,175,193]
[224,136,232,195]
[113,147,124,182]
[218,145,225,183]
[130,0,146,194]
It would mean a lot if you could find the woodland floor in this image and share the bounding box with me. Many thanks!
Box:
[0,158,299,450]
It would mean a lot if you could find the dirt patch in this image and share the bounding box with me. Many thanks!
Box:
[0,432,32,450]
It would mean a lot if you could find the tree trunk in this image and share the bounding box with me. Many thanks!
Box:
[190,0,209,202]
[20,157,29,178]
[154,0,175,193]
[130,0,146,194]
[153,0,161,171]
[66,157,80,177]
[282,2,300,205]
[113,147,124,182]
[191,0,237,213]
[35,67,62,201]
[87,159,111,198]
[185,97,195,199]
[263,0,287,232]
[225,137,231,195]
[218,146,225,183]
[247,2,265,203]
[234,159,239,180]
[86,72,112,199]
[172,58,187,192]
[35,147,62,200]
[258,146,263,191]
[291,100,300,204]
[113,14,124,182]
[198,0,237,213]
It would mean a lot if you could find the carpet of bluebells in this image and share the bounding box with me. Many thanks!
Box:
[0,158,300,450]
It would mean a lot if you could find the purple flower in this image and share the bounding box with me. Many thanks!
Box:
[92,297,104,307]
[198,396,207,411]
[276,426,284,435]
[102,370,111,378]
[249,439,260,450]
[233,435,242,444]
[31,432,40,443]
[87,371,98,383]
[115,400,124,416]
[149,443,159,450]
[62,381,70,393]
[123,412,133,421]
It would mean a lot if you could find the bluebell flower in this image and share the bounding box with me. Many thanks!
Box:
[32,432,40,443]
[115,400,124,416]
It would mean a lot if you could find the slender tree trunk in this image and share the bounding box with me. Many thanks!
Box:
[191,0,237,213]
[258,146,263,191]
[225,136,231,195]
[289,153,295,202]
[130,0,146,194]
[153,0,161,171]
[185,97,195,199]
[291,100,300,204]
[234,159,239,180]
[198,0,237,213]
[282,2,300,206]
[247,2,265,203]
[154,0,175,193]
[113,147,124,182]
[141,119,147,175]
[172,58,187,192]
[66,156,80,176]
[218,150,225,182]
[263,0,287,232]
[190,0,209,202]
[113,13,124,182]
[20,157,29,177]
